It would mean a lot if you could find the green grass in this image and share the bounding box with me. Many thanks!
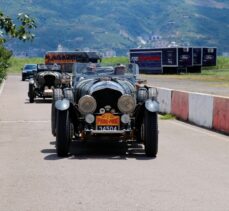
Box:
[7,57,44,73]
[102,56,129,65]
[160,114,176,120]
[215,57,229,70]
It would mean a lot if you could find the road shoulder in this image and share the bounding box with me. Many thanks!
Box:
[0,79,6,96]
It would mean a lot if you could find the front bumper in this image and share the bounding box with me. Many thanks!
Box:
[43,88,53,97]
[84,129,132,135]
[22,72,34,79]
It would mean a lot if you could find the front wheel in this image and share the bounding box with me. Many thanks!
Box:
[51,88,63,136]
[56,110,71,157]
[143,110,158,157]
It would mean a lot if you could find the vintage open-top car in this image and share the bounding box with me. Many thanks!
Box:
[53,63,159,157]
[28,64,71,103]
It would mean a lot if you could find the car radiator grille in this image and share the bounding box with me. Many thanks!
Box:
[44,75,56,88]
[92,89,122,113]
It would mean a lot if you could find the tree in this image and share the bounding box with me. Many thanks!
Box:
[0,11,36,80]
[0,12,36,43]
[0,45,12,81]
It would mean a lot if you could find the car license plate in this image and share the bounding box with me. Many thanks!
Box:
[97,126,119,131]
[96,113,120,130]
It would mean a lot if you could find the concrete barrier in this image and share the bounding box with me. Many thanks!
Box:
[156,86,229,135]
[171,91,189,121]
[213,96,229,134]
[189,93,214,128]
[157,88,172,114]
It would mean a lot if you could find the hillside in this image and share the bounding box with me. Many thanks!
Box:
[1,0,229,56]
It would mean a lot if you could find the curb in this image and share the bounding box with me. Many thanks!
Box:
[157,87,229,135]
[0,79,6,97]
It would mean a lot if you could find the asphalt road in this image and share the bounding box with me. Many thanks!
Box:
[141,75,229,97]
[0,75,229,211]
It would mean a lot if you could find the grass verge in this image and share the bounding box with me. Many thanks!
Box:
[7,57,44,73]
[160,114,176,120]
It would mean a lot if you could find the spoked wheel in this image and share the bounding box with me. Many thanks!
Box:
[143,109,158,157]
[51,88,63,136]
[56,110,71,157]
[28,83,35,103]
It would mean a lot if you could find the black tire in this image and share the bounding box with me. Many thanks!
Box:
[28,83,35,103]
[56,110,71,157]
[22,76,25,81]
[143,110,158,157]
[136,120,143,143]
[51,88,63,136]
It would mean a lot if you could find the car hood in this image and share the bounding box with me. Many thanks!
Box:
[37,71,61,78]
[75,78,135,99]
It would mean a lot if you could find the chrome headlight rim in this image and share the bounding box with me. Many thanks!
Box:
[78,95,97,114]
[117,94,136,114]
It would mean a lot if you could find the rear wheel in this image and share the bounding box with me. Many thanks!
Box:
[56,110,71,157]
[51,88,63,136]
[143,110,158,157]
[28,83,35,103]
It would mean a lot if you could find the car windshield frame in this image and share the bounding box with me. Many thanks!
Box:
[37,64,62,73]
[72,63,139,83]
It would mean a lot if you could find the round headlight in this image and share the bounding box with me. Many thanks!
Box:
[78,95,97,114]
[85,114,95,124]
[117,94,136,113]
[121,114,130,124]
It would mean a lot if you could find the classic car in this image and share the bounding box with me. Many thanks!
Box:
[49,51,102,136]
[53,63,159,157]
[21,64,37,81]
[28,64,71,103]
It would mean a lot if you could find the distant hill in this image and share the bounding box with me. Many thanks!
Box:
[1,0,229,56]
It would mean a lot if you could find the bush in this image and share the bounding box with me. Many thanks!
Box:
[0,45,12,81]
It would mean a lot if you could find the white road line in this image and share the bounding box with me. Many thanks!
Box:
[169,120,229,142]
[0,120,50,123]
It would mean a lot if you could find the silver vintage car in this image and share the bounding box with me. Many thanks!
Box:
[53,63,159,157]
[28,64,71,103]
